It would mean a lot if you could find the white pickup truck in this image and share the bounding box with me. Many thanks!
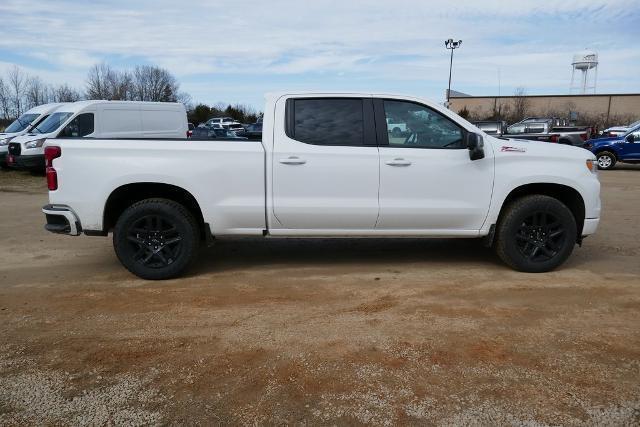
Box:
[42,92,601,279]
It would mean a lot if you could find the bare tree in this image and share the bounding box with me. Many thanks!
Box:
[86,63,132,100]
[132,65,180,102]
[8,65,27,116]
[25,76,52,108]
[0,77,11,120]
[53,84,83,102]
[512,87,531,121]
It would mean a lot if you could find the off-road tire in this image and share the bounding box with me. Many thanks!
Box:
[113,198,199,280]
[495,195,577,273]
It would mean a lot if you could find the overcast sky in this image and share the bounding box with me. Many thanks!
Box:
[0,0,638,108]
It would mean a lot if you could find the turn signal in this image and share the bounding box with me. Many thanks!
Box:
[586,159,598,173]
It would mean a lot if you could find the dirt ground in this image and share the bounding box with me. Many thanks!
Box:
[1,167,639,426]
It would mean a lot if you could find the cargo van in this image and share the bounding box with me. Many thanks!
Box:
[7,100,187,170]
[0,103,67,168]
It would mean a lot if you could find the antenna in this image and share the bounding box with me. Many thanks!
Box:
[570,50,598,94]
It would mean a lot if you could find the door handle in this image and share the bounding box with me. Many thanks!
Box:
[279,156,306,165]
[385,158,412,167]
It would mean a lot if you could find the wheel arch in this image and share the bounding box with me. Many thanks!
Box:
[594,147,618,158]
[497,183,586,241]
[103,182,206,239]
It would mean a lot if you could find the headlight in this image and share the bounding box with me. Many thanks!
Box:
[0,136,13,146]
[586,159,598,174]
[25,139,46,149]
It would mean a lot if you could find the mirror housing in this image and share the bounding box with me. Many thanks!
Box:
[466,133,485,160]
[626,133,635,143]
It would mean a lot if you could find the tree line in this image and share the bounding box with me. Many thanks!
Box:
[0,63,262,128]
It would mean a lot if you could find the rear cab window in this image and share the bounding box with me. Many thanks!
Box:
[285,98,375,146]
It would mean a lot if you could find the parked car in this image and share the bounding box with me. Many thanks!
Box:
[205,117,245,135]
[583,124,640,170]
[7,100,187,170]
[243,122,262,140]
[41,92,600,279]
[600,119,640,138]
[386,117,408,136]
[191,127,247,140]
[472,120,508,136]
[0,103,68,168]
[505,118,591,146]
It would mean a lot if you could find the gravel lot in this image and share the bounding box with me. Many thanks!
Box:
[1,167,639,425]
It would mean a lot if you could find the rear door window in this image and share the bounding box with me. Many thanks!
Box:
[286,98,365,146]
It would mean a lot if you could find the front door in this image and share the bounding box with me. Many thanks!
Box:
[376,99,494,232]
[621,129,640,160]
[271,97,379,230]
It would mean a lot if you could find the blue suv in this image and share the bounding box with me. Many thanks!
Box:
[584,125,640,170]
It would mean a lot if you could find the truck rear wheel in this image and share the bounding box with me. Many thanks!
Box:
[495,195,577,273]
[596,151,616,170]
[113,198,199,280]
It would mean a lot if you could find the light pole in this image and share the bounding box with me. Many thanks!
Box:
[445,38,462,108]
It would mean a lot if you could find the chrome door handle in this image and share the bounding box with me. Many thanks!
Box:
[279,156,306,165]
[385,158,412,167]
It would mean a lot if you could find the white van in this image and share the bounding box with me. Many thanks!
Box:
[7,100,187,170]
[0,103,67,167]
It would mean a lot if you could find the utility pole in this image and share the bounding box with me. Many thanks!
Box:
[445,39,462,108]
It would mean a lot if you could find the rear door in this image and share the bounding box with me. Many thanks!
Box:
[271,96,379,230]
[375,98,494,232]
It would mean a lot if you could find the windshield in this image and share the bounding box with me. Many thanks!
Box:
[627,119,640,128]
[4,114,39,133]
[33,112,73,134]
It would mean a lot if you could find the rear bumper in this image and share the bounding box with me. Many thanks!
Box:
[9,154,44,170]
[42,204,82,236]
[582,218,599,236]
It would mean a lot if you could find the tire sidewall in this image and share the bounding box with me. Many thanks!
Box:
[114,200,198,280]
[596,152,616,170]
[499,197,577,273]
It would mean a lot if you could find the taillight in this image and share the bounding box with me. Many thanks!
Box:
[549,135,559,143]
[187,130,193,138]
[44,146,61,191]
[580,133,588,141]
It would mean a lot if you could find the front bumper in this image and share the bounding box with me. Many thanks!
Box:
[42,204,82,236]
[582,218,599,236]
[8,154,44,170]
[0,151,6,165]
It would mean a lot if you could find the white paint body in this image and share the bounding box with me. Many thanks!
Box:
[47,92,601,239]
[12,100,187,159]
[0,103,68,156]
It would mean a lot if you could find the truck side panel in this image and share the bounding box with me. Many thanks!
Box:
[48,139,266,235]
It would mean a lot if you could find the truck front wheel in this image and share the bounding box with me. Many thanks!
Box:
[113,198,200,280]
[596,151,616,170]
[495,195,577,273]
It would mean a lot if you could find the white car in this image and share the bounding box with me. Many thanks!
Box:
[601,119,640,138]
[8,100,187,170]
[42,92,601,279]
[0,103,67,167]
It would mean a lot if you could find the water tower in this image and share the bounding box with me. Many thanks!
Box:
[570,50,598,94]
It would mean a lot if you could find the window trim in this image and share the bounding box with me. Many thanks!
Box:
[375,98,468,150]
[284,97,376,147]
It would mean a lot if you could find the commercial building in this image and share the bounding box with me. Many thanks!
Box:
[449,92,640,126]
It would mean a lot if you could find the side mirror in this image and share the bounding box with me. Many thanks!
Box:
[626,134,635,143]
[466,133,485,160]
